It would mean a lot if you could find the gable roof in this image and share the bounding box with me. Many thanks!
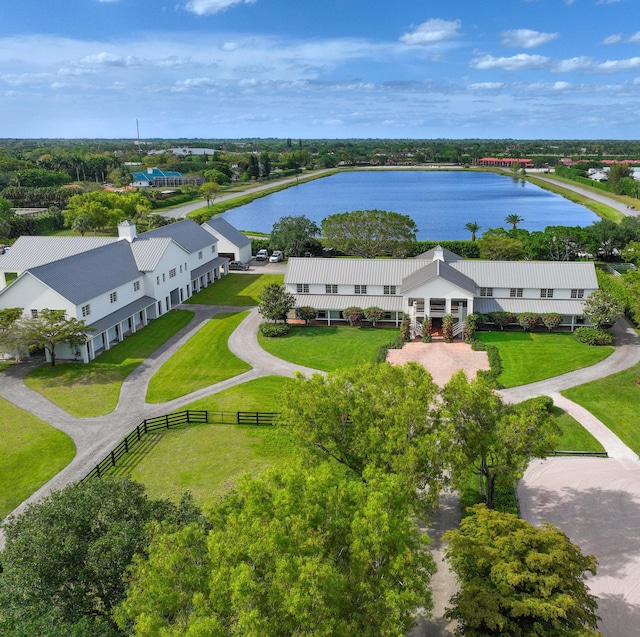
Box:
[28,241,141,305]
[130,237,180,271]
[414,246,462,262]
[401,260,476,295]
[140,219,215,254]
[202,217,251,248]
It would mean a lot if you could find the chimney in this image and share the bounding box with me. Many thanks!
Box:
[118,220,137,242]
[433,245,445,262]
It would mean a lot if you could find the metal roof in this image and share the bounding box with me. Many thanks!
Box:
[202,217,251,248]
[474,298,587,315]
[140,219,215,253]
[130,238,176,271]
[0,236,118,271]
[401,260,476,295]
[29,241,142,305]
[414,246,462,262]
[87,296,156,333]
[293,294,404,312]
[191,256,229,279]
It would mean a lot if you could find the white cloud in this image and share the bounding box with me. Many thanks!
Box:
[79,52,142,67]
[467,82,504,90]
[597,57,640,72]
[470,53,549,71]
[400,18,461,45]
[629,32,640,43]
[602,34,622,44]
[553,56,594,72]
[501,29,558,48]
[184,0,255,16]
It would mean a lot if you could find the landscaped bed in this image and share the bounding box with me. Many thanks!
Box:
[24,310,194,417]
[146,311,251,403]
[185,273,284,306]
[0,396,76,518]
[474,331,613,387]
[257,325,398,372]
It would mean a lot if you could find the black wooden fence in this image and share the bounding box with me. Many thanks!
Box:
[83,409,280,481]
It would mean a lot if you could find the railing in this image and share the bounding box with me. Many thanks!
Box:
[83,409,280,480]
[452,319,465,338]
[605,263,637,277]
[550,450,608,457]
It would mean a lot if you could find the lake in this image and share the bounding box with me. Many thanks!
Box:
[220,170,599,240]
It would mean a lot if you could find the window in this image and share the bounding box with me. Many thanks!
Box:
[156,276,160,285]
[162,273,166,282]
[81,304,91,317]
[198,251,203,260]
[354,284,367,294]
[383,285,397,295]
[540,288,554,298]
[317,310,327,319]
[179,265,182,273]
[133,281,140,292]
[326,284,338,294]
[169,268,176,279]
[509,288,523,298]
[110,291,117,303]
[30,309,38,319]
[571,289,585,299]
[480,287,493,297]
[211,246,215,253]
[297,283,309,293]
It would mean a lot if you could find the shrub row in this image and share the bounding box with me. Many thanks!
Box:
[374,336,405,364]
[259,323,290,337]
[470,339,503,387]
[574,327,614,346]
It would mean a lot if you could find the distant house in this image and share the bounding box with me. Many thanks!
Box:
[284,246,598,332]
[0,219,229,363]
[202,217,253,263]
[131,168,204,188]
[476,157,535,169]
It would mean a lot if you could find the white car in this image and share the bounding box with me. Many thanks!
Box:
[255,249,269,261]
[269,250,284,262]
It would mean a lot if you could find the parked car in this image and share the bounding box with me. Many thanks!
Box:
[256,249,269,261]
[269,250,284,263]
[228,260,250,271]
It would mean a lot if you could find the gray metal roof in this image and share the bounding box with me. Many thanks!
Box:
[474,298,587,315]
[202,217,251,248]
[0,236,118,271]
[140,219,215,253]
[130,238,176,271]
[29,241,142,305]
[293,294,404,312]
[414,246,462,262]
[401,260,476,295]
[191,256,229,279]
[88,296,156,333]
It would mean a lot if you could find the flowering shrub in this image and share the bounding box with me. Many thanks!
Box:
[363,306,385,327]
[400,318,412,342]
[518,312,540,331]
[296,306,317,325]
[488,311,517,330]
[343,307,364,326]
[463,313,484,342]
[442,313,454,343]
[541,313,562,331]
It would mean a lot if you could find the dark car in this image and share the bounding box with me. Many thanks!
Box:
[228,260,250,271]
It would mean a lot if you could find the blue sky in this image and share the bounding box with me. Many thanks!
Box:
[1,0,639,139]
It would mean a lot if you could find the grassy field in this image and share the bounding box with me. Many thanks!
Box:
[475,331,613,387]
[112,377,296,508]
[562,362,640,454]
[0,397,76,518]
[146,312,251,403]
[258,325,398,372]
[25,310,194,417]
[186,273,284,306]
[553,406,605,452]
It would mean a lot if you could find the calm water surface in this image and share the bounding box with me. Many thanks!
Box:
[221,171,599,240]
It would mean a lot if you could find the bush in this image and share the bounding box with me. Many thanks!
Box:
[488,311,516,330]
[470,340,503,387]
[343,307,364,326]
[574,327,614,346]
[399,318,412,342]
[259,322,290,337]
[518,312,540,331]
[422,331,433,343]
[442,313,454,343]
[296,306,317,325]
[541,313,562,331]
[363,306,384,327]
[374,336,405,363]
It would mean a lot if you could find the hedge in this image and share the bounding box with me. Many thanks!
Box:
[574,327,614,346]
[259,322,290,337]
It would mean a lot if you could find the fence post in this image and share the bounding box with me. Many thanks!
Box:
[205,410,209,423]
[124,437,129,453]
[96,464,101,479]
[236,411,240,424]
[110,450,116,467]
[143,420,148,435]
[165,414,170,429]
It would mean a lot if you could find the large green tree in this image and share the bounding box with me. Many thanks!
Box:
[441,371,559,509]
[321,209,418,258]
[0,478,203,637]
[258,283,295,323]
[117,463,435,637]
[269,214,319,256]
[582,289,623,330]
[445,504,601,637]
[478,236,526,260]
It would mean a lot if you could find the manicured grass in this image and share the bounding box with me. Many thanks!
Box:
[475,331,613,387]
[146,312,251,403]
[553,406,605,453]
[25,310,194,417]
[112,378,296,508]
[563,362,640,454]
[186,273,284,306]
[257,325,398,372]
[0,397,76,518]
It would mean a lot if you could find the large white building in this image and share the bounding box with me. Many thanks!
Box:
[284,246,599,331]
[0,219,230,362]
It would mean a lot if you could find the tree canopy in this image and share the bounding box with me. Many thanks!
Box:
[321,209,417,258]
[445,504,601,637]
[582,289,623,330]
[269,214,319,256]
[258,283,295,323]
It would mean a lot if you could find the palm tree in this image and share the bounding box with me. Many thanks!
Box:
[505,214,524,230]
[464,221,481,241]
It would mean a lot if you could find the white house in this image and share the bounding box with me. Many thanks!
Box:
[0,219,229,363]
[202,217,253,263]
[284,246,599,332]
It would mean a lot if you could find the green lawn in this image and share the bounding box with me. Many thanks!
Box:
[25,310,194,417]
[475,331,613,387]
[112,377,296,508]
[553,406,605,453]
[186,273,284,306]
[562,362,640,454]
[146,312,251,403]
[258,325,398,372]
[0,397,76,518]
